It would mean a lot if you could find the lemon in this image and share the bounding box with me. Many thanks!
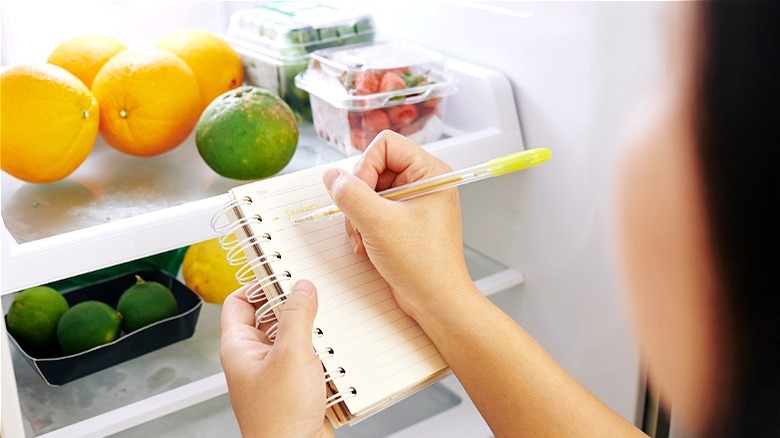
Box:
[57,301,121,355]
[116,275,178,333]
[6,286,69,352]
[181,238,242,304]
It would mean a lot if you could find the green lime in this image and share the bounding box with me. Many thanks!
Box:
[6,286,69,352]
[195,85,298,180]
[116,275,178,333]
[57,301,121,355]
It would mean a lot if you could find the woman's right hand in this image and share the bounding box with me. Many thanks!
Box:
[322,130,475,320]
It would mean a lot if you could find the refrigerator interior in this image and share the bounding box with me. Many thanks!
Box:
[1,1,674,436]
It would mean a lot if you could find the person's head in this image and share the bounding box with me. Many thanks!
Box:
[617,1,778,436]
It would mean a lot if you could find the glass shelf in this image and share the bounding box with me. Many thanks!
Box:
[4,243,520,437]
[1,57,524,295]
[112,384,461,438]
[0,125,346,245]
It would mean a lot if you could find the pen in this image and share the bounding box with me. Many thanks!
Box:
[294,147,552,224]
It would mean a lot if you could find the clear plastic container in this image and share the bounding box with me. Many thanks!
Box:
[226,2,374,123]
[295,41,457,156]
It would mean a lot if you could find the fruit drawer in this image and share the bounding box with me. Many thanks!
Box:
[3,270,202,386]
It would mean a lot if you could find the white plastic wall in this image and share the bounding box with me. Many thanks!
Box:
[327,0,674,425]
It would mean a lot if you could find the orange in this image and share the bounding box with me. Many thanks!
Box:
[91,49,201,156]
[156,29,244,110]
[47,34,127,88]
[196,86,298,180]
[0,64,99,183]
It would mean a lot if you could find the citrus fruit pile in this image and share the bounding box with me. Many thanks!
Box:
[1,30,246,183]
[5,275,178,356]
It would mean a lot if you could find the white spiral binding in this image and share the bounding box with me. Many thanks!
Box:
[244,273,290,304]
[226,235,277,266]
[236,252,281,285]
[265,322,279,341]
[243,283,269,307]
[219,214,263,250]
[245,272,292,306]
[316,347,335,359]
[212,196,252,233]
[325,387,357,409]
[254,292,290,327]
[324,367,345,383]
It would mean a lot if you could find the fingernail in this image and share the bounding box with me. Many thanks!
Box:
[322,168,341,191]
[349,233,359,254]
[293,280,315,298]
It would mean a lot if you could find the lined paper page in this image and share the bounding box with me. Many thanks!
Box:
[229,157,449,417]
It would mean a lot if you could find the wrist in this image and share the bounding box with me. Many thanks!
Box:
[404,278,482,326]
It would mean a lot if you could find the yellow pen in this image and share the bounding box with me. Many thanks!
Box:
[294,147,552,224]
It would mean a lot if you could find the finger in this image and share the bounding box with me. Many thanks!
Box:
[322,167,393,231]
[353,229,366,255]
[355,130,420,180]
[355,130,449,186]
[343,217,365,255]
[274,280,319,348]
[221,285,257,333]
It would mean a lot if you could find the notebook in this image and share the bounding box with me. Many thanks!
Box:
[214,156,451,428]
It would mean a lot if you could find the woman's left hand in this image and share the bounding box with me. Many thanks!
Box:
[220,280,334,438]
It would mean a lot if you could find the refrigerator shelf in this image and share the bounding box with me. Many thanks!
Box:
[2,58,524,437]
[4,245,522,438]
[1,58,523,295]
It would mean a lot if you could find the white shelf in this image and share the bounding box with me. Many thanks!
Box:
[1,58,523,294]
[4,246,522,438]
[1,58,524,437]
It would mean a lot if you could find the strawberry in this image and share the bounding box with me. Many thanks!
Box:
[350,129,373,151]
[385,67,411,77]
[399,114,429,136]
[352,70,380,95]
[387,104,418,129]
[361,109,391,136]
[348,111,363,129]
[421,97,441,109]
[379,72,407,92]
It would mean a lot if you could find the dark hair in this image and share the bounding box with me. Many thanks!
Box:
[696,1,779,436]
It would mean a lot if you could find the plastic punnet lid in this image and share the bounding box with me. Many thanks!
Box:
[295,41,457,111]
[227,2,374,61]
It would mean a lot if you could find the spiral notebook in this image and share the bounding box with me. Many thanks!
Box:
[214,156,451,428]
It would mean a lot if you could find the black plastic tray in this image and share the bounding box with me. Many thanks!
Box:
[4,269,203,386]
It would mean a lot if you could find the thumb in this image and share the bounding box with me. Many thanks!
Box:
[274,280,318,348]
[322,168,387,230]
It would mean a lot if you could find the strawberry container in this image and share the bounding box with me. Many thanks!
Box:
[226,2,374,123]
[294,41,457,156]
